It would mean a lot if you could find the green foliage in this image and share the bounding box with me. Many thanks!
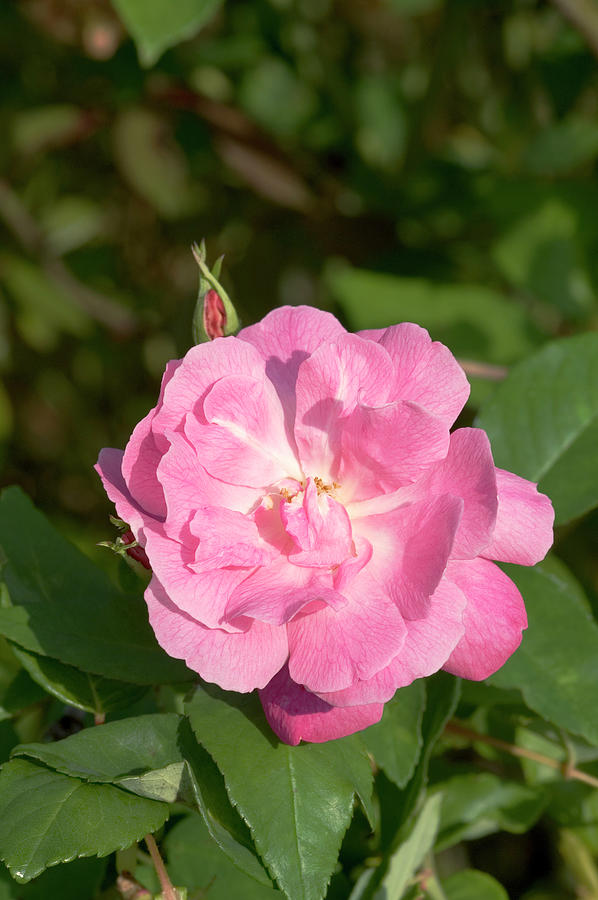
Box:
[490,561,598,744]
[0,758,169,882]
[0,487,191,684]
[477,334,598,524]
[110,0,224,66]
[187,685,373,900]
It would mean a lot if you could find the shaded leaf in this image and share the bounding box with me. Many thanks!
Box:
[441,869,508,900]
[13,646,148,715]
[432,773,546,850]
[362,681,425,789]
[164,812,278,899]
[0,487,192,684]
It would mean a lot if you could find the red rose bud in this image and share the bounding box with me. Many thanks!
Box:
[121,529,151,569]
[191,240,240,344]
[203,288,227,340]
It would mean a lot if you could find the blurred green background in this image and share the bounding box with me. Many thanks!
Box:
[2,0,598,546]
[1,2,598,895]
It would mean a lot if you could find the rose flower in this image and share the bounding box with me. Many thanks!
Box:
[96,306,553,744]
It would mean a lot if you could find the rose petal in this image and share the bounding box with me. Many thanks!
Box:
[95,448,147,535]
[153,337,268,434]
[443,557,527,680]
[146,577,289,691]
[483,469,554,565]
[355,494,463,618]
[287,571,407,693]
[259,665,383,745]
[317,578,466,707]
[402,428,498,559]
[142,522,250,629]
[225,557,344,625]
[120,359,182,519]
[338,400,449,501]
[190,507,277,569]
[185,374,302,488]
[375,322,470,426]
[157,431,259,540]
[294,333,394,477]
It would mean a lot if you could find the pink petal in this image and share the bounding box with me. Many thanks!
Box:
[225,558,344,625]
[238,305,346,403]
[95,448,147,535]
[355,494,463,619]
[152,337,268,434]
[338,400,449,501]
[317,578,467,707]
[483,469,554,565]
[121,359,181,519]
[376,323,470,426]
[293,333,394,477]
[185,374,301,489]
[259,666,383,745]
[287,572,407,693]
[146,577,289,691]
[190,507,277,569]
[281,477,353,567]
[442,558,527,680]
[157,431,259,540]
[403,428,498,559]
[142,522,249,629]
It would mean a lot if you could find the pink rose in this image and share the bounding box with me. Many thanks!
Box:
[96,306,554,745]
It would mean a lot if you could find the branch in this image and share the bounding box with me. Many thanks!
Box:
[550,0,598,60]
[0,179,137,338]
[446,720,598,790]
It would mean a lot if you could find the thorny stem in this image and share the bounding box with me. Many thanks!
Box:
[144,833,178,900]
[446,720,598,790]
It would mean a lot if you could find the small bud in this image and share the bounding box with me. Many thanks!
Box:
[98,521,151,571]
[202,288,227,340]
[120,529,151,570]
[191,241,240,343]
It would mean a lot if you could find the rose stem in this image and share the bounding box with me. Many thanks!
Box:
[144,833,178,900]
[446,720,598,789]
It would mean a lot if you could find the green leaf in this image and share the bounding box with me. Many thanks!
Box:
[0,487,191,684]
[441,869,508,900]
[476,333,598,524]
[489,561,598,745]
[18,857,107,900]
[12,646,148,715]
[372,793,443,900]
[186,685,374,900]
[393,673,461,833]
[432,773,546,850]
[327,265,541,365]
[12,712,273,885]
[362,681,425,789]
[523,117,598,176]
[164,812,278,899]
[12,714,184,786]
[0,758,169,882]
[110,0,224,66]
[182,738,274,888]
